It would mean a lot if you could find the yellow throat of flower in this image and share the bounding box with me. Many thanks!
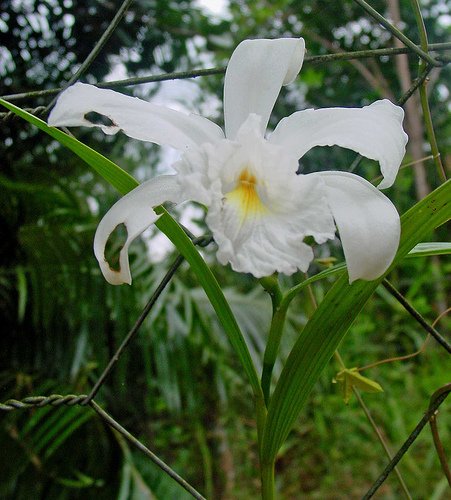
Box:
[226,169,267,220]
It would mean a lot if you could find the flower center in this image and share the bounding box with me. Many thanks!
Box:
[225,168,267,220]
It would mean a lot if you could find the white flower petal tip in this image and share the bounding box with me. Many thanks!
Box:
[93,175,183,285]
[98,251,133,286]
[315,172,400,283]
[270,99,408,189]
[224,37,305,139]
[372,100,408,189]
[48,82,223,150]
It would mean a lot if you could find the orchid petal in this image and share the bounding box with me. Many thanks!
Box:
[312,171,400,282]
[224,38,305,140]
[48,82,224,151]
[94,175,183,285]
[270,100,408,188]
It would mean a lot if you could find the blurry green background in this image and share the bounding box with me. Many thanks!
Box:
[0,0,450,498]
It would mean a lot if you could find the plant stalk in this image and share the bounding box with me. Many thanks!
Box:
[260,460,275,500]
[255,393,274,499]
[261,304,289,405]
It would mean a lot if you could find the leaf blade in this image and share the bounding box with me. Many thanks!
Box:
[407,242,451,258]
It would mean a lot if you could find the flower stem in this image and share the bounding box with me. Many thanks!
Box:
[259,275,283,309]
[254,391,273,499]
[260,460,275,500]
[261,304,289,405]
[259,276,288,405]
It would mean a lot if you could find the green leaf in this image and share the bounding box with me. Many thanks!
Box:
[407,242,451,258]
[0,98,138,195]
[283,263,346,304]
[261,180,451,463]
[333,368,383,404]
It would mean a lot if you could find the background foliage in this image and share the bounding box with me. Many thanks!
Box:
[1,0,449,498]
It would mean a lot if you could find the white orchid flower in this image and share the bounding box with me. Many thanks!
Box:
[48,37,407,285]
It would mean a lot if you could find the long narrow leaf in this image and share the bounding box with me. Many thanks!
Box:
[262,180,451,462]
[407,242,451,258]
